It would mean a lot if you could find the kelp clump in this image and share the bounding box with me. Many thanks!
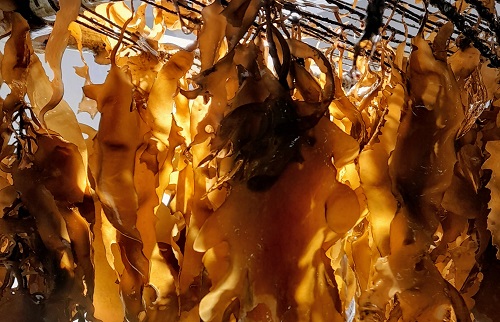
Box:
[0,0,500,321]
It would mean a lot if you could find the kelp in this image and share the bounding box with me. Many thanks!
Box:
[0,0,499,321]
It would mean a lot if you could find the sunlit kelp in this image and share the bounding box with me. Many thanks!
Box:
[0,1,499,321]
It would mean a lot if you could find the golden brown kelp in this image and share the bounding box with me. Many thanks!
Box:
[0,0,500,321]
